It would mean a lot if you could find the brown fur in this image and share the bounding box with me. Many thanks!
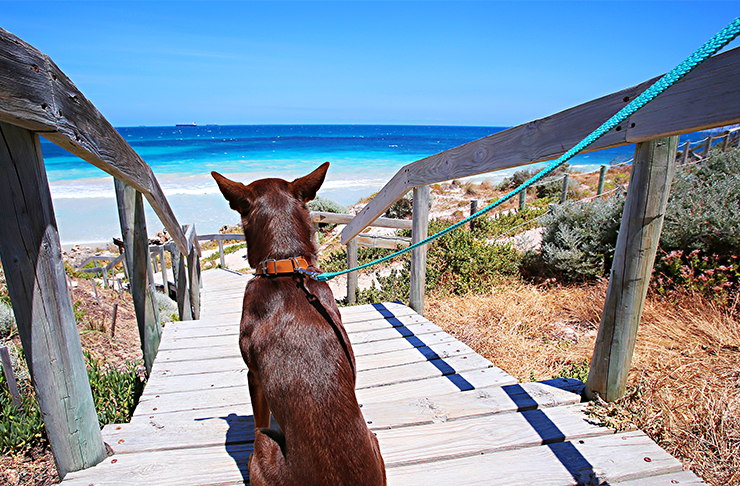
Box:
[212,162,386,486]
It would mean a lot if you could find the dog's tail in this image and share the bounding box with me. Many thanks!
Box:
[250,428,289,485]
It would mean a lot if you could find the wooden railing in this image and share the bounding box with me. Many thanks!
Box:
[193,211,412,302]
[340,45,740,402]
[0,28,200,478]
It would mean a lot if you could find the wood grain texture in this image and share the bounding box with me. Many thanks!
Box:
[114,180,162,375]
[586,138,679,401]
[343,46,740,243]
[0,122,106,477]
[410,185,429,314]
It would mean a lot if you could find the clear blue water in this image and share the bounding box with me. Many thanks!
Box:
[40,124,708,245]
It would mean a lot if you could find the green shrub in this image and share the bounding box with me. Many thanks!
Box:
[308,197,347,215]
[552,360,590,383]
[0,300,15,338]
[385,192,414,219]
[537,196,624,280]
[85,352,144,426]
[154,291,179,323]
[425,219,521,295]
[0,345,144,453]
[661,148,740,255]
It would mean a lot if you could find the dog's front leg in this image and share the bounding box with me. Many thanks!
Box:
[248,369,271,428]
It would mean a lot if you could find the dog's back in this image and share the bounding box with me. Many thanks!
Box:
[213,163,386,486]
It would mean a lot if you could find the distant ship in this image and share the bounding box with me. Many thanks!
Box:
[176,122,197,127]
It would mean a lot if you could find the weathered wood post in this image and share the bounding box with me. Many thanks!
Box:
[347,238,358,304]
[0,122,106,477]
[0,346,22,409]
[218,239,226,267]
[518,190,526,210]
[410,185,430,315]
[585,136,679,402]
[597,165,607,197]
[722,132,730,152]
[170,242,192,321]
[560,173,569,203]
[158,246,169,294]
[115,179,162,375]
[680,140,691,165]
[184,225,201,320]
[703,135,713,156]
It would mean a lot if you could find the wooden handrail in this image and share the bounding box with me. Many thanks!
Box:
[341,46,740,244]
[0,27,188,255]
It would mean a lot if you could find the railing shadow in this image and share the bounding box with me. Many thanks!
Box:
[502,383,605,486]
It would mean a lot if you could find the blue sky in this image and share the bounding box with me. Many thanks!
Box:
[3,1,739,127]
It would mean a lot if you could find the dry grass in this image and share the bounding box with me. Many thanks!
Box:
[425,282,740,486]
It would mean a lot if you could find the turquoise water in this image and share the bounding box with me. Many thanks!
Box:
[39,124,700,245]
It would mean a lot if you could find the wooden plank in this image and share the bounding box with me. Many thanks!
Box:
[360,379,585,430]
[132,386,252,416]
[356,353,493,390]
[356,366,517,405]
[344,312,428,334]
[378,403,613,467]
[352,331,464,357]
[354,336,472,369]
[385,430,685,486]
[585,137,679,402]
[409,185,429,314]
[141,368,249,395]
[342,46,740,244]
[610,471,706,485]
[150,356,245,377]
[347,320,449,347]
[61,442,252,486]
[311,211,413,229]
[0,122,106,476]
[101,413,282,455]
[357,233,411,250]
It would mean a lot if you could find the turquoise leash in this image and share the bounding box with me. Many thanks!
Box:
[314,17,740,282]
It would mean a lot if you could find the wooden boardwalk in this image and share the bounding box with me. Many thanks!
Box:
[62,269,703,485]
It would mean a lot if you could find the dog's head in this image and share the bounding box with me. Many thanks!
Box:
[211,162,329,266]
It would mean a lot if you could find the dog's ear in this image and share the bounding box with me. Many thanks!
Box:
[212,171,253,214]
[290,162,329,203]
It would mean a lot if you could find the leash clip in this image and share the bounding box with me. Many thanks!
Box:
[294,266,322,280]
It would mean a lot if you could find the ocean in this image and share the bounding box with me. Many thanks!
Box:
[40,124,701,246]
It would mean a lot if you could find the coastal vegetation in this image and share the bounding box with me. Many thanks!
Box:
[317,146,740,485]
[0,147,737,485]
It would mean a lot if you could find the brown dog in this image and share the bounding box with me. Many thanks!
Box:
[212,162,386,486]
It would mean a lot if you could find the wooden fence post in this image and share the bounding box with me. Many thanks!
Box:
[410,185,430,315]
[184,225,201,320]
[470,200,478,230]
[218,239,226,267]
[597,165,607,197]
[170,242,192,321]
[0,346,22,409]
[518,190,526,210]
[115,179,162,375]
[0,122,106,477]
[347,238,358,305]
[159,246,169,296]
[680,140,691,164]
[585,136,679,402]
[560,174,569,203]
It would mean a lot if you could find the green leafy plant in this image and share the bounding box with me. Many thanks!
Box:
[85,352,144,426]
[0,344,145,453]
